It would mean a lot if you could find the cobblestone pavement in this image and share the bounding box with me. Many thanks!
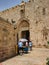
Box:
[1,48,49,65]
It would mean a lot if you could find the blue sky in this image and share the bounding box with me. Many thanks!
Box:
[0,0,28,11]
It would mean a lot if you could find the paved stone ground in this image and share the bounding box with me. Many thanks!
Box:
[1,48,49,65]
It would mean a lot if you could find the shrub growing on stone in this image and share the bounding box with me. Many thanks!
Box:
[46,58,49,65]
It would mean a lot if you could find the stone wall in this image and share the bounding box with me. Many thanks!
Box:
[0,17,16,61]
[0,0,49,46]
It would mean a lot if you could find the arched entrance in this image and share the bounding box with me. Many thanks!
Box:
[21,30,29,40]
[17,20,30,41]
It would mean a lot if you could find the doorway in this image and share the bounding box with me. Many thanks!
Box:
[21,30,30,41]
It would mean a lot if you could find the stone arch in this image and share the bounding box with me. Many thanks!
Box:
[19,20,29,28]
[17,18,30,27]
[17,18,30,41]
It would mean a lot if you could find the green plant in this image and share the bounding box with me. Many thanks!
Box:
[47,41,49,44]
[46,58,49,65]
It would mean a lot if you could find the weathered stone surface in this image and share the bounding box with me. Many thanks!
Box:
[0,0,49,46]
[0,18,16,61]
[0,0,49,61]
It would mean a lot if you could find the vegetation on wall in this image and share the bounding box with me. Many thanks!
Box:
[46,58,49,65]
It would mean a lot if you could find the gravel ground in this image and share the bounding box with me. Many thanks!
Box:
[1,48,49,65]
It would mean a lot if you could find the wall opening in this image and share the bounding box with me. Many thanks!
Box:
[21,30,30,41]
[17,20,30,42]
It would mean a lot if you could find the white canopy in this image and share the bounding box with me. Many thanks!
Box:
[19,38,28,42]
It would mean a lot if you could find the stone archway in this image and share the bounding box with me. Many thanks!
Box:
[17,19,30,41]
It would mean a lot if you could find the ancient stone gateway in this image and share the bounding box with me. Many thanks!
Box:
[17,18,30,42]
[0,0,49,47]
